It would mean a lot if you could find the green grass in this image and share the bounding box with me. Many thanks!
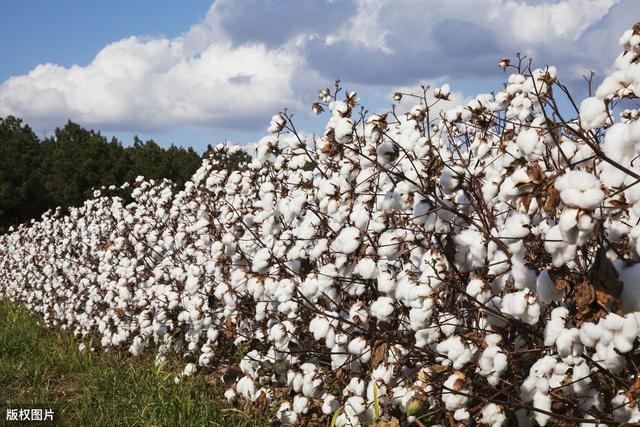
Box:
[0,299,271,426]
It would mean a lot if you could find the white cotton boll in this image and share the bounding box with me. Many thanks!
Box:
[619,264,640,313]
[544,307,568,346]
[331,226,361,254]
[334,117,354,144]
[344,395,366,419]
[532,391,552,426]
[454,228,486,271]
[292,395,309,414]
[354,258,377,279]
[480,403,506,427]
[322,394,340,415]
[236,375,256,400]
[348,336,368,356]
[183,363,196,377]
[501,290,540,325]
[377,230,405,260]
[370,296,394,322]
[516,128,541,158]
[603,313,625,331]
[466,278,491,303]
[252,248,271,273]
[268,114,286,133]
[579,97,609,130]
[544,225,577,267]
[277,402,298,426]
[621,315,639,340]
[309,316,331,341]
[536,270,564,304]
[435,83,451,99]
[442,373,468,411]
[613,334,634,353]
[579,322,602,348]
[454,408,470,422]
[556,328,582,358]
[555,170,599,193]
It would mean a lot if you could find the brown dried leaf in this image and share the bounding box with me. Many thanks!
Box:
[224,315,234,338]
[626,377,640,407]
[574,280,595,311]
[371,342,388,368]
[544,186,561,215]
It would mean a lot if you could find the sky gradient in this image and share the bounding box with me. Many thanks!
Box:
[0,0,637,152]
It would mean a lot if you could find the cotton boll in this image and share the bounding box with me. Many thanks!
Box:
[436,336,477,369]
[252,248,271,273]
[454,229,486,271]
[370,296,394,322]
[442,372,469,411]
[331,226,361,254]
[516,128,541,159]
[579,322,602,348]
[322,393,339,415]
[354,258,376,279]
[477,337,508,386]
[532,391,552,426]
[276,402,298,426]
[480,403,506,427]
[536,269,564,304]
[465,279,490,306]
[292,395,309,414]
[544,307,568,346]
[501,290,540,325]
[377,230,405,260]
[579,97,609,130]
[348,336,371,363]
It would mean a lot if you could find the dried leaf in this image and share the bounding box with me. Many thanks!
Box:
[574,280,595,311]
[544,186,561,215]
[626,377,640,407]
[371,342,388,368]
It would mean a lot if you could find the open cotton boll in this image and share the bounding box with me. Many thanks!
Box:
[442,372,469,411]
[268,114,286,133]
[377,230,405,260]
[536,270,564,304]
[334,117,354,145]
[480,403,506,427]
[277,402,298,426]
[436,336,477,369]
[554,171,604,210]
[516,128,542,159]
[544,225,577,267]
[579,97,609,129]
[370,296,395,322]
[354,258,377,279]
[331,226,361,254]
[477,335,508,386]
[501,290,540,325]
[454,229,486,271]
[252,248,271,273]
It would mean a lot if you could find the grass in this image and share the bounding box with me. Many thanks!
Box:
[0,299,271,426]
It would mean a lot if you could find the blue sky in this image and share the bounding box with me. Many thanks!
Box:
[0,0,637,152]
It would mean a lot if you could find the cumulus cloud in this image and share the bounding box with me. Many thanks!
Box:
[0,0,635,135]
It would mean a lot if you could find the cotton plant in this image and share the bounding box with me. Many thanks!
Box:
[3,22,640,427]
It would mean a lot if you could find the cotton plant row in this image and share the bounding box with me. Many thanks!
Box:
[2,24,640,427]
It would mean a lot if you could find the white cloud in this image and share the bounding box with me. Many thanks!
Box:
[0,3,310,133]
[0,0,633,135]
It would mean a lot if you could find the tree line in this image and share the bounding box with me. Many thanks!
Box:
[0,116,248,233]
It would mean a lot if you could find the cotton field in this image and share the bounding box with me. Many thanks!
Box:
[2,23,640,426]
